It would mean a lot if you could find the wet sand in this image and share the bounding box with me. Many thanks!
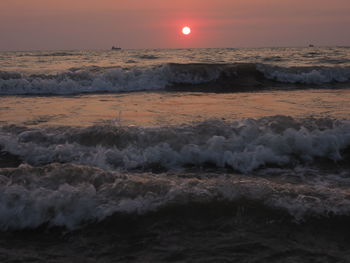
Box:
[0,89,349,127]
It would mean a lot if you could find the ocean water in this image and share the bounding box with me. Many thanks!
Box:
[1,47,350,262]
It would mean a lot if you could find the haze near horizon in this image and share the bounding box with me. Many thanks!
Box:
[1,0,350,51]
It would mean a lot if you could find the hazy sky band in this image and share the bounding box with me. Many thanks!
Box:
[1,0,350,50]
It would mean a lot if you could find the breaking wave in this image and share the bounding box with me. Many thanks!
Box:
[1,63,350,95]
[1,116,350,173]
[258,64,350,84]
[1,116,350,230]
[0,163,350,230]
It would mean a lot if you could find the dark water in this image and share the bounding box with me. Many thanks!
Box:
[2,202,350,262]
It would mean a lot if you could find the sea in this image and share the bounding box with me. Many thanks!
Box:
[1,47,350,262]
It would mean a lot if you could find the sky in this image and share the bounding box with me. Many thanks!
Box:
[0,0,350,50]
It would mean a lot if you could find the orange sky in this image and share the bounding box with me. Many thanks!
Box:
[1,0,350,50]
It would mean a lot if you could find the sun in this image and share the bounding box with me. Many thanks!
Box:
[182,26,191,35]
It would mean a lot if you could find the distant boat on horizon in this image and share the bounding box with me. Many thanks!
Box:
[111,46,121,50]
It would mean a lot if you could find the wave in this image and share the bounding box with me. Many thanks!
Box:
[0,162,349,230]
[1,63,350,95]
[258,64,350,84]
[135,54,160,60]
[1,116,349,173]
[18,52,78,57]
[1,116,350,230]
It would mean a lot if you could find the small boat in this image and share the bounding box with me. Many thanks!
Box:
[309,44,314,47]
[111,46,121,50]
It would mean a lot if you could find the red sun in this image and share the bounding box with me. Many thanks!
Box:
[182,26,191,35]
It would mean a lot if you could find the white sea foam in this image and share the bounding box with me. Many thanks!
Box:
[1,117,349,173]
[0,163,349,230]
[259,64,350,84]
[0,64,221,95]
[1,116,350,230]
[1,64,350,95]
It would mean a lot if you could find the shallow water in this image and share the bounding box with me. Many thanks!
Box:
[1,89,350,127]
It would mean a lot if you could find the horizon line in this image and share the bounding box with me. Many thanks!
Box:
[1,44,350,52]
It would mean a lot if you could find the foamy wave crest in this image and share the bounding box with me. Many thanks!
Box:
[0,163,350,230]
[259,64,350,84]
[1,116,349,173]
[0,64,222,95]
[1,63,350,95]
